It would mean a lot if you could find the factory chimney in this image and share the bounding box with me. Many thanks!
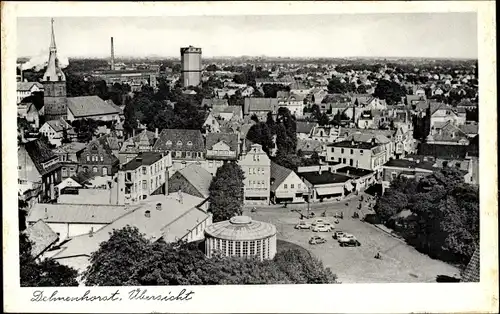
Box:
[110,37,115,71]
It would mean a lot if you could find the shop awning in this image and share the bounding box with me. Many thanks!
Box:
[315,186,343,196]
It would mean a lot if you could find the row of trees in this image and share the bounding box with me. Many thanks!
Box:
[374,168,479,266]
[83,226,338,286]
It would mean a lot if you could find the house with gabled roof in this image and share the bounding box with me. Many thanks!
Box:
[202,112,221,133]
[168,164,212,198]
[427,121,470,146]
[39,118,76,147]
[118,129,157,164]
[429,102,466,128]
[270,162,307,204]
[66,95,121,122]
[204,132,240,175]
[152,129,206,173]
[243,98,278,121]
[78,135,120,176]
[212,104,243,121]
[17,81,44,104]
[296,121,318,139]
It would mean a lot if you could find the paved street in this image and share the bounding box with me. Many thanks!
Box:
[243,193,460,283]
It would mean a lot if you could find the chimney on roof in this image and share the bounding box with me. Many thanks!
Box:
[110,37,115,71]
[145,210,151,218]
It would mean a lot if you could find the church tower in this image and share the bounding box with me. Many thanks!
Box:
[43,18,67,121]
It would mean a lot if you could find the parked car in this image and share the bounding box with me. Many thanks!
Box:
[312,224,332,232]
[333,230,346,239]
[338,234,361,247]
[311,218,327,226]
[295,221,311,230]
[309,235,327,245]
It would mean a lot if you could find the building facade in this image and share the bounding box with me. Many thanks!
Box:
[121,152,172,204]
[204,216,277,261]
[238,144,271,205]
[180,46,202,87]
[326,140,387,173]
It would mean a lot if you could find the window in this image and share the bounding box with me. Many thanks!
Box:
[187,141,193,146]
[142,167,147,175]
[62,168,68,177]
[342,158,346,163]
[100,156,104,162]
[350,159,353,166]
[250,241,256,255]
[151,179,153,189]
[298,183,301,189]
[187,151,192,158]
[92,166,98,173]
[222,240,227,256]
[86,155,90,161]
[228,241,233,255]
[350,149,354,154]
[176,151,181,158]
[262,239,267,258]
[331,147,334,153]
[391,172,397,180]
[102,167,108,176]
[284,184,288,189]
[142,180,147,190]
[166,140,172,145]
[291,184,294,189]
[360,150,364,155]
[341,148,344,154]
[242,241,249,256]
[177,141,182,146]
[256,240,262,258]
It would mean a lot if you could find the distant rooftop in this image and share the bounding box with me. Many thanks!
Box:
[327,140,380,149]
[300,171,352,185]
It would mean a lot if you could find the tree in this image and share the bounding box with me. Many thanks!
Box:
[20,233,78,287]
[208,162,245,222]
[83,226,152,286]
[373,80,406,105]
[327,77,348,94]
[374,169,479,266]
[206,64,219,72]
[272,249,337,284]
[246,122,274,154]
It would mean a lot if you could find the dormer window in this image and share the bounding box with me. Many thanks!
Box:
[187,141,193,146]
[177,141,182,146]
[166,140,172,146]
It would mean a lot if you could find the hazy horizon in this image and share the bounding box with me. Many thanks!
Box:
[17,13,478,61]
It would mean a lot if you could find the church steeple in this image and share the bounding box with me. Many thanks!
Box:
[49,18,57,52]
[43,18,66,82]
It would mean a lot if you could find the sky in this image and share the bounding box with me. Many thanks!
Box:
[17,13,478,60]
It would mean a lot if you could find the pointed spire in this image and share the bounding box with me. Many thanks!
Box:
[43,18,65,82]
[49,18,57,52]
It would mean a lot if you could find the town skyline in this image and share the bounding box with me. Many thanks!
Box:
[17,13,478,60]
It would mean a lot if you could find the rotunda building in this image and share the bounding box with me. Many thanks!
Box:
[204,216,277,260]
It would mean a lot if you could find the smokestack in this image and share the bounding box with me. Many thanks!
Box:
[110,37,115,71]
